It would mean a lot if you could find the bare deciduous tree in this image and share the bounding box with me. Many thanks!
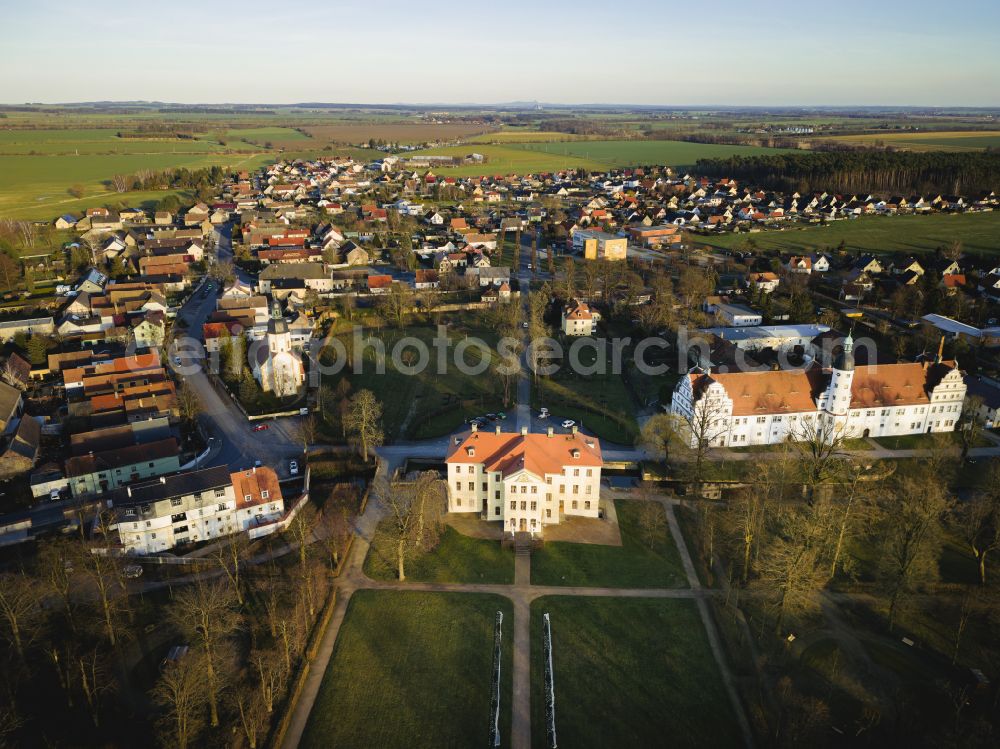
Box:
[153,655,206,749]
[877,477,952,631]
[344,389,384,462]
[0,571,40,664]
[954,465,1000,585]
[168,579,242,727]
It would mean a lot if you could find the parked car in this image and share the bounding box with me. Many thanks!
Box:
[252,423,270,432]
[289,460,299,476]
[123,564,143,579]
[172,356,182,366]
[561,420,576,429]
[253,459,262,468]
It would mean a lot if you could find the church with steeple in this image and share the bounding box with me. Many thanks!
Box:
[670,333,967,448]
[250,300,305,398]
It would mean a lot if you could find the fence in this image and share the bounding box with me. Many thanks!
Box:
[543,612,557,748]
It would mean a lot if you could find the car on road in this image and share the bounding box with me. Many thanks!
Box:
[252,423,270,432]
[289,460,299,476]
[561,419,576,429]
[522,321,529,329]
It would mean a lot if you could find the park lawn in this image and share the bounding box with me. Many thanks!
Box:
[701,211,1000,255]
[530,596,741,748]
[301,590,513,749]
[364,521,515,584]
[872,430,991,450]
[323,318,506,441]
[532,354,639,445]
[531,499,687,588]
[729,437,873,453]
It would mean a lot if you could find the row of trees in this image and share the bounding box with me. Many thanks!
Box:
[0,487,358,747]
[695,151,1000,196]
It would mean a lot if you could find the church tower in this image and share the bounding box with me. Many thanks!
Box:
[824,332,855,417]
[267,299,291,355]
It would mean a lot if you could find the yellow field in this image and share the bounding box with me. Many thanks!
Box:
[823,131,1000,152]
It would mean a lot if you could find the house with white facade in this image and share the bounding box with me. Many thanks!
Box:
[714,303,763,327]
[250,301,305,398]
[112,465,284,554]
[446,426,603,537]
[562,299,600,336]
[671,335,967,447]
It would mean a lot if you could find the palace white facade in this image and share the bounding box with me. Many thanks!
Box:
[446,426,603,536]
[671,336,967,447]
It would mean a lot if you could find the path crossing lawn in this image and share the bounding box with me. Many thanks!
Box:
[530,500,687,588]
[364,522,515,584]
[530,596,742,748]
[300,590,513,749]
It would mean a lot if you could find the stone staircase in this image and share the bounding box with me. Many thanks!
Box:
[514,531,533,557]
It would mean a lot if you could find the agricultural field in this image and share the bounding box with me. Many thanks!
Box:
[302,121,494,145]
[467,130,592,143]
[410,139,795,175]
[821,130,1000,152]
[701,211,1000,255]
[530,596,742,748]
[511,139,796,167]
[300,590,513,749]
[0,150,272,219]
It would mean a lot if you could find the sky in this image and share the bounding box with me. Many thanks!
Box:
[1,0,999,107]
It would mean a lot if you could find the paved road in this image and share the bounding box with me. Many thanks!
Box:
[170,224,303,475]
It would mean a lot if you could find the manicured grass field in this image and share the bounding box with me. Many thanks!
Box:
[531,500,687,588]
[530,596,741,748]
[702,211,1000,255]
[301,590,513,749]
[824,130,1000,152]
[364,522,515,584]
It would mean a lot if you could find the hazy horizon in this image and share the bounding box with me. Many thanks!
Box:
[2,0,999,107]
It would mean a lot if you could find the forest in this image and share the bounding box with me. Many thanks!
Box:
[695,151,1000,195]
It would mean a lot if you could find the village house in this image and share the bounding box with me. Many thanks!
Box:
[561,299,600,336]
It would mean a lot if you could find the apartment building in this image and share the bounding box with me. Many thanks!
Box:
[112,465,284,554]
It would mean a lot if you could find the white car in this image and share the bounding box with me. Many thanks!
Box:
[289,460,299,476]
[561,420,576,429]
